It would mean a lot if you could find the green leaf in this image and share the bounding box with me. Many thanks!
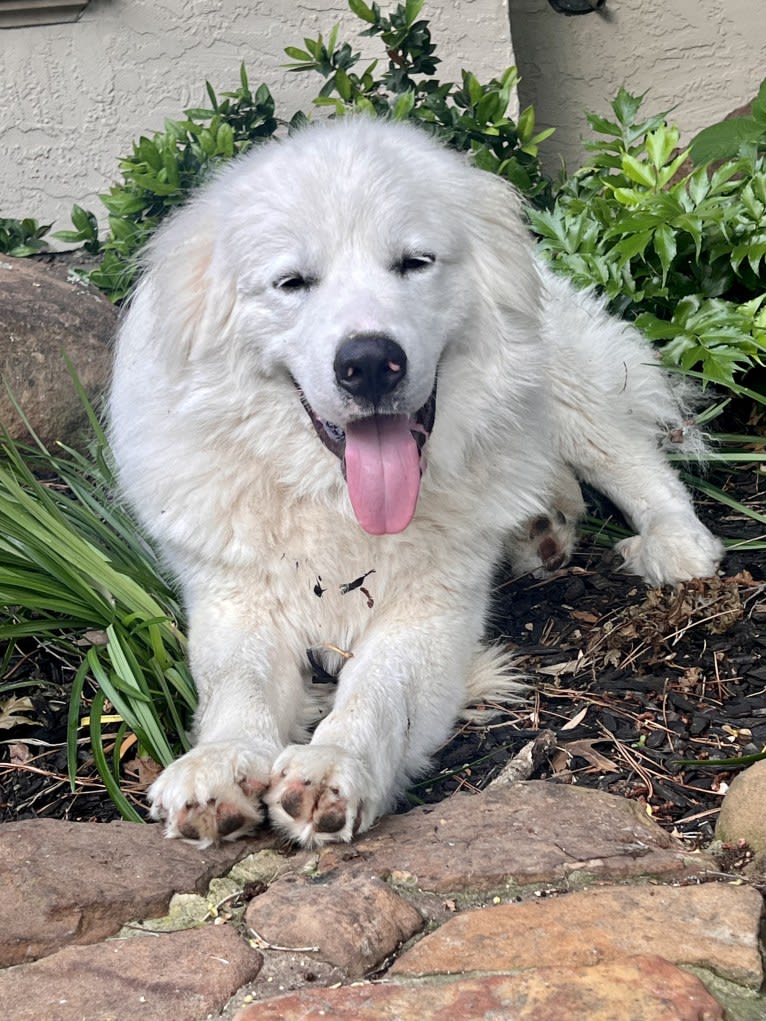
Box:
[284,46,313,61]
[612,86,648,126]
[348,0,376,23]
[404,0,425,27]
[585,112,622,137]
[611,230,653,264]
[392,89,416,120]
[645,124,679,170]
[621,153,656,189]
[689,118,763,165]
[653,223,677,282]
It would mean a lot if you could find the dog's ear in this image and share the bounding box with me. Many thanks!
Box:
[462,166,543,321]
[133,200,238,366]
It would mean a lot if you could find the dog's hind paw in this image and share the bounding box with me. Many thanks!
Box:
[265,744,376,847]
[148,739,274,847]
[616,515,724,586]
[506,510,579,577]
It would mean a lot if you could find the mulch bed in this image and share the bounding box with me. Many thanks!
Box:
[2,474,764,848]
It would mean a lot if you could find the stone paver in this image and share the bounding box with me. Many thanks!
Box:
[244,873,423,978]
[0,818,279,965]
[0,925,263,1021]
[317,781,714,893]
[390,881,764,987]
[232,956,726,1021]
[1,782,761,1021]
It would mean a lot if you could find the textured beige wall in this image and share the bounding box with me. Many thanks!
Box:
[0,0,515,231]
[508,0,766,174]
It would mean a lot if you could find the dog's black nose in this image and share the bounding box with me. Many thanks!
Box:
[334,334,407,404]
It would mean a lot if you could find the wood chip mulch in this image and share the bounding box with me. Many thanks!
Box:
[416,542,765,849]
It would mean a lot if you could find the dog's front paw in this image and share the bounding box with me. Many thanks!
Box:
[148,739,276,847]
[265,744,378,847]
[617,515,724,586]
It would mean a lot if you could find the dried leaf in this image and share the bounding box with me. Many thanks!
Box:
[0,695,37,730]
[559,738,620,773]
[571,610,599,624]
[9,741,32,764]
[125,755,163,787]
[561,705,589,731]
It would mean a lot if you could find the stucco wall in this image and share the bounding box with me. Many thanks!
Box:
[0,0,515,231]
[508,0,766,174]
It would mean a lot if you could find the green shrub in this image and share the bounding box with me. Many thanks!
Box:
[527,86,766,390]
[0,217,50,257]
[528,87,766,391]
[285,0,553,201]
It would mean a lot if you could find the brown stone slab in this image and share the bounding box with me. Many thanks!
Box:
[245,873,423,978]
[319,782,714,894]
[233,955,725,1020]
[0,924,262,1021]
[391,881,764,988]
[0,818,279,965]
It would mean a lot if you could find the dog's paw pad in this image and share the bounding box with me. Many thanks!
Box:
[148,740,274,847]
[528,514,569,571]
[266,745,372,847]
[508,512,573,575]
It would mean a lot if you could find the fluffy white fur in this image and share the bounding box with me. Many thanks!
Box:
[109,117,722,848]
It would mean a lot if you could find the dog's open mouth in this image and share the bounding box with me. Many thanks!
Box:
[296,384,436,536]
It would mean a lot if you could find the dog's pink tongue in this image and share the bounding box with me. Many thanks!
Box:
[344,415,421,535]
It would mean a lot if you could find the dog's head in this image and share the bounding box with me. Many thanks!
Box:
[141,117,542,535]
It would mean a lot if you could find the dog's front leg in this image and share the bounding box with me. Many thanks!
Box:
[265,616,474,847]
[148,593,304,847]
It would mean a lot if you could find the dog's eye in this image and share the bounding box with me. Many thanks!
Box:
[274,273,315,292]
[394,253,436,276]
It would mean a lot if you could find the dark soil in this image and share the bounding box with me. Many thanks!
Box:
[2,472,764,847]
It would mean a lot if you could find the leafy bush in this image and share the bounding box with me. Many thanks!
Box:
[285,0,552,200]
[528,87,766,390]
[0,217,50,257]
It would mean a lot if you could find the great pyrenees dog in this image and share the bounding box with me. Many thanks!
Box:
[110,117,722,848]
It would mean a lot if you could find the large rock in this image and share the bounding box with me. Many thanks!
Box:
[716,759,766,851]
[245,873,423,978]
[317,782,715,895]
[0,256,115,445]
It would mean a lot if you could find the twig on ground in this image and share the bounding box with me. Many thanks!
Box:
[489,729,557,786]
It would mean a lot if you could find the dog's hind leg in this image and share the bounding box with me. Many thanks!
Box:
[541,273,723,586]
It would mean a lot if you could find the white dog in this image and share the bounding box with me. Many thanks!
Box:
[109,117,722,848]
